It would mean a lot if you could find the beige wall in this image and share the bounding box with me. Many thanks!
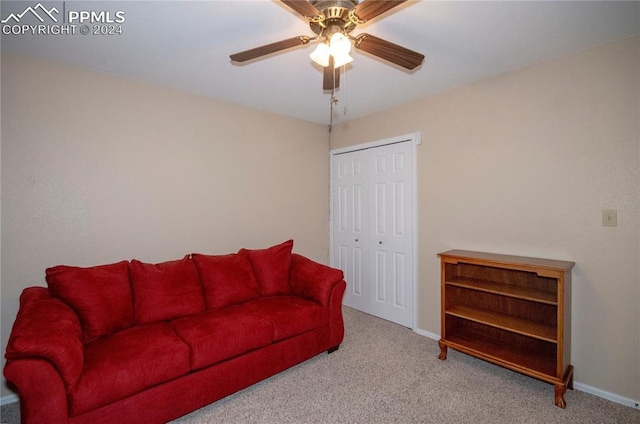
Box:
[330,36,640,402]
[0,52,329,397]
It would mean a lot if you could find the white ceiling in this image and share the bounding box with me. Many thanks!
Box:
[2,1,638,125]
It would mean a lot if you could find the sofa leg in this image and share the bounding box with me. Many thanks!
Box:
[327,345,340,354]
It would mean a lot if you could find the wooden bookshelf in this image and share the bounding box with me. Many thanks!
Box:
[437,250,574,408]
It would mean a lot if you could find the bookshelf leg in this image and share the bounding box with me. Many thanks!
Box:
[565,365,574,390]
[554,384,567,408]
[438,340,447,360]
[555,364,574,407]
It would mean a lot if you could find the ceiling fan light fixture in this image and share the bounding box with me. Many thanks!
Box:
[332,52,353,68]
[231,0,424,92]
[329,32,351,56]
[310,42,331,67]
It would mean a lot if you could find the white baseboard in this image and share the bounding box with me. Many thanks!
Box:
[573,381,639,409]
[414,327,439,341]
[0,394,18,406]
[413,328,639,410]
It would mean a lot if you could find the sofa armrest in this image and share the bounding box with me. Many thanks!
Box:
[4,358,70,424]
[289,254,344,307]
[4,287,84,390]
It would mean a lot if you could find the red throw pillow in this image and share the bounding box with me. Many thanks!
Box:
[46,260,133,344]
[191,253,260,309]
[239,240,294,296]
[129,256,205,324]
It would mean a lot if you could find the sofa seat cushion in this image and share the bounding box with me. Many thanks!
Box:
[69,323,191,416]
[170,307,273,370]
[239,296,329,341]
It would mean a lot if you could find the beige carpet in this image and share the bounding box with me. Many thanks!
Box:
[2,307,639,423]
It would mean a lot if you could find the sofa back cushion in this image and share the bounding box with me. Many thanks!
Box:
[239,240,294,296]
[192,253,260,309]
[129,256,205,324]
[46,260,133,344]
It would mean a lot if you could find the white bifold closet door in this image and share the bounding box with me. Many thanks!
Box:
[331,135,416,328]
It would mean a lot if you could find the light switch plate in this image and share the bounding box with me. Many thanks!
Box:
[602,209,617,227]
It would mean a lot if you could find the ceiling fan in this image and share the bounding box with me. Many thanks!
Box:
[229,0,425,91]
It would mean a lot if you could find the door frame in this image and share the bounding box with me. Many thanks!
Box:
[329,132,420,329]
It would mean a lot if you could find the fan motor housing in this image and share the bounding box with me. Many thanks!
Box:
[310,0,358,36]
[311,0,358,14]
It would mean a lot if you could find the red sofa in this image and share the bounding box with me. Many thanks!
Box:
[4,240,346,424]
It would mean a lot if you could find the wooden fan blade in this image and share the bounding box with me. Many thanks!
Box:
[323,65,332,91]
[230,36,310,62]
[323,57,341,91]
[280,0,322,19]
[354,34,424,70]
[352,0,408,23]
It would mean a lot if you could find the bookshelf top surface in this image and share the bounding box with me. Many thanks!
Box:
[438,250,575,272]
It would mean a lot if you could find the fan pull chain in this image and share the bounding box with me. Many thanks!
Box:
[329,66,338,134]
[342,65,348,116]
[329,88,335,134]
